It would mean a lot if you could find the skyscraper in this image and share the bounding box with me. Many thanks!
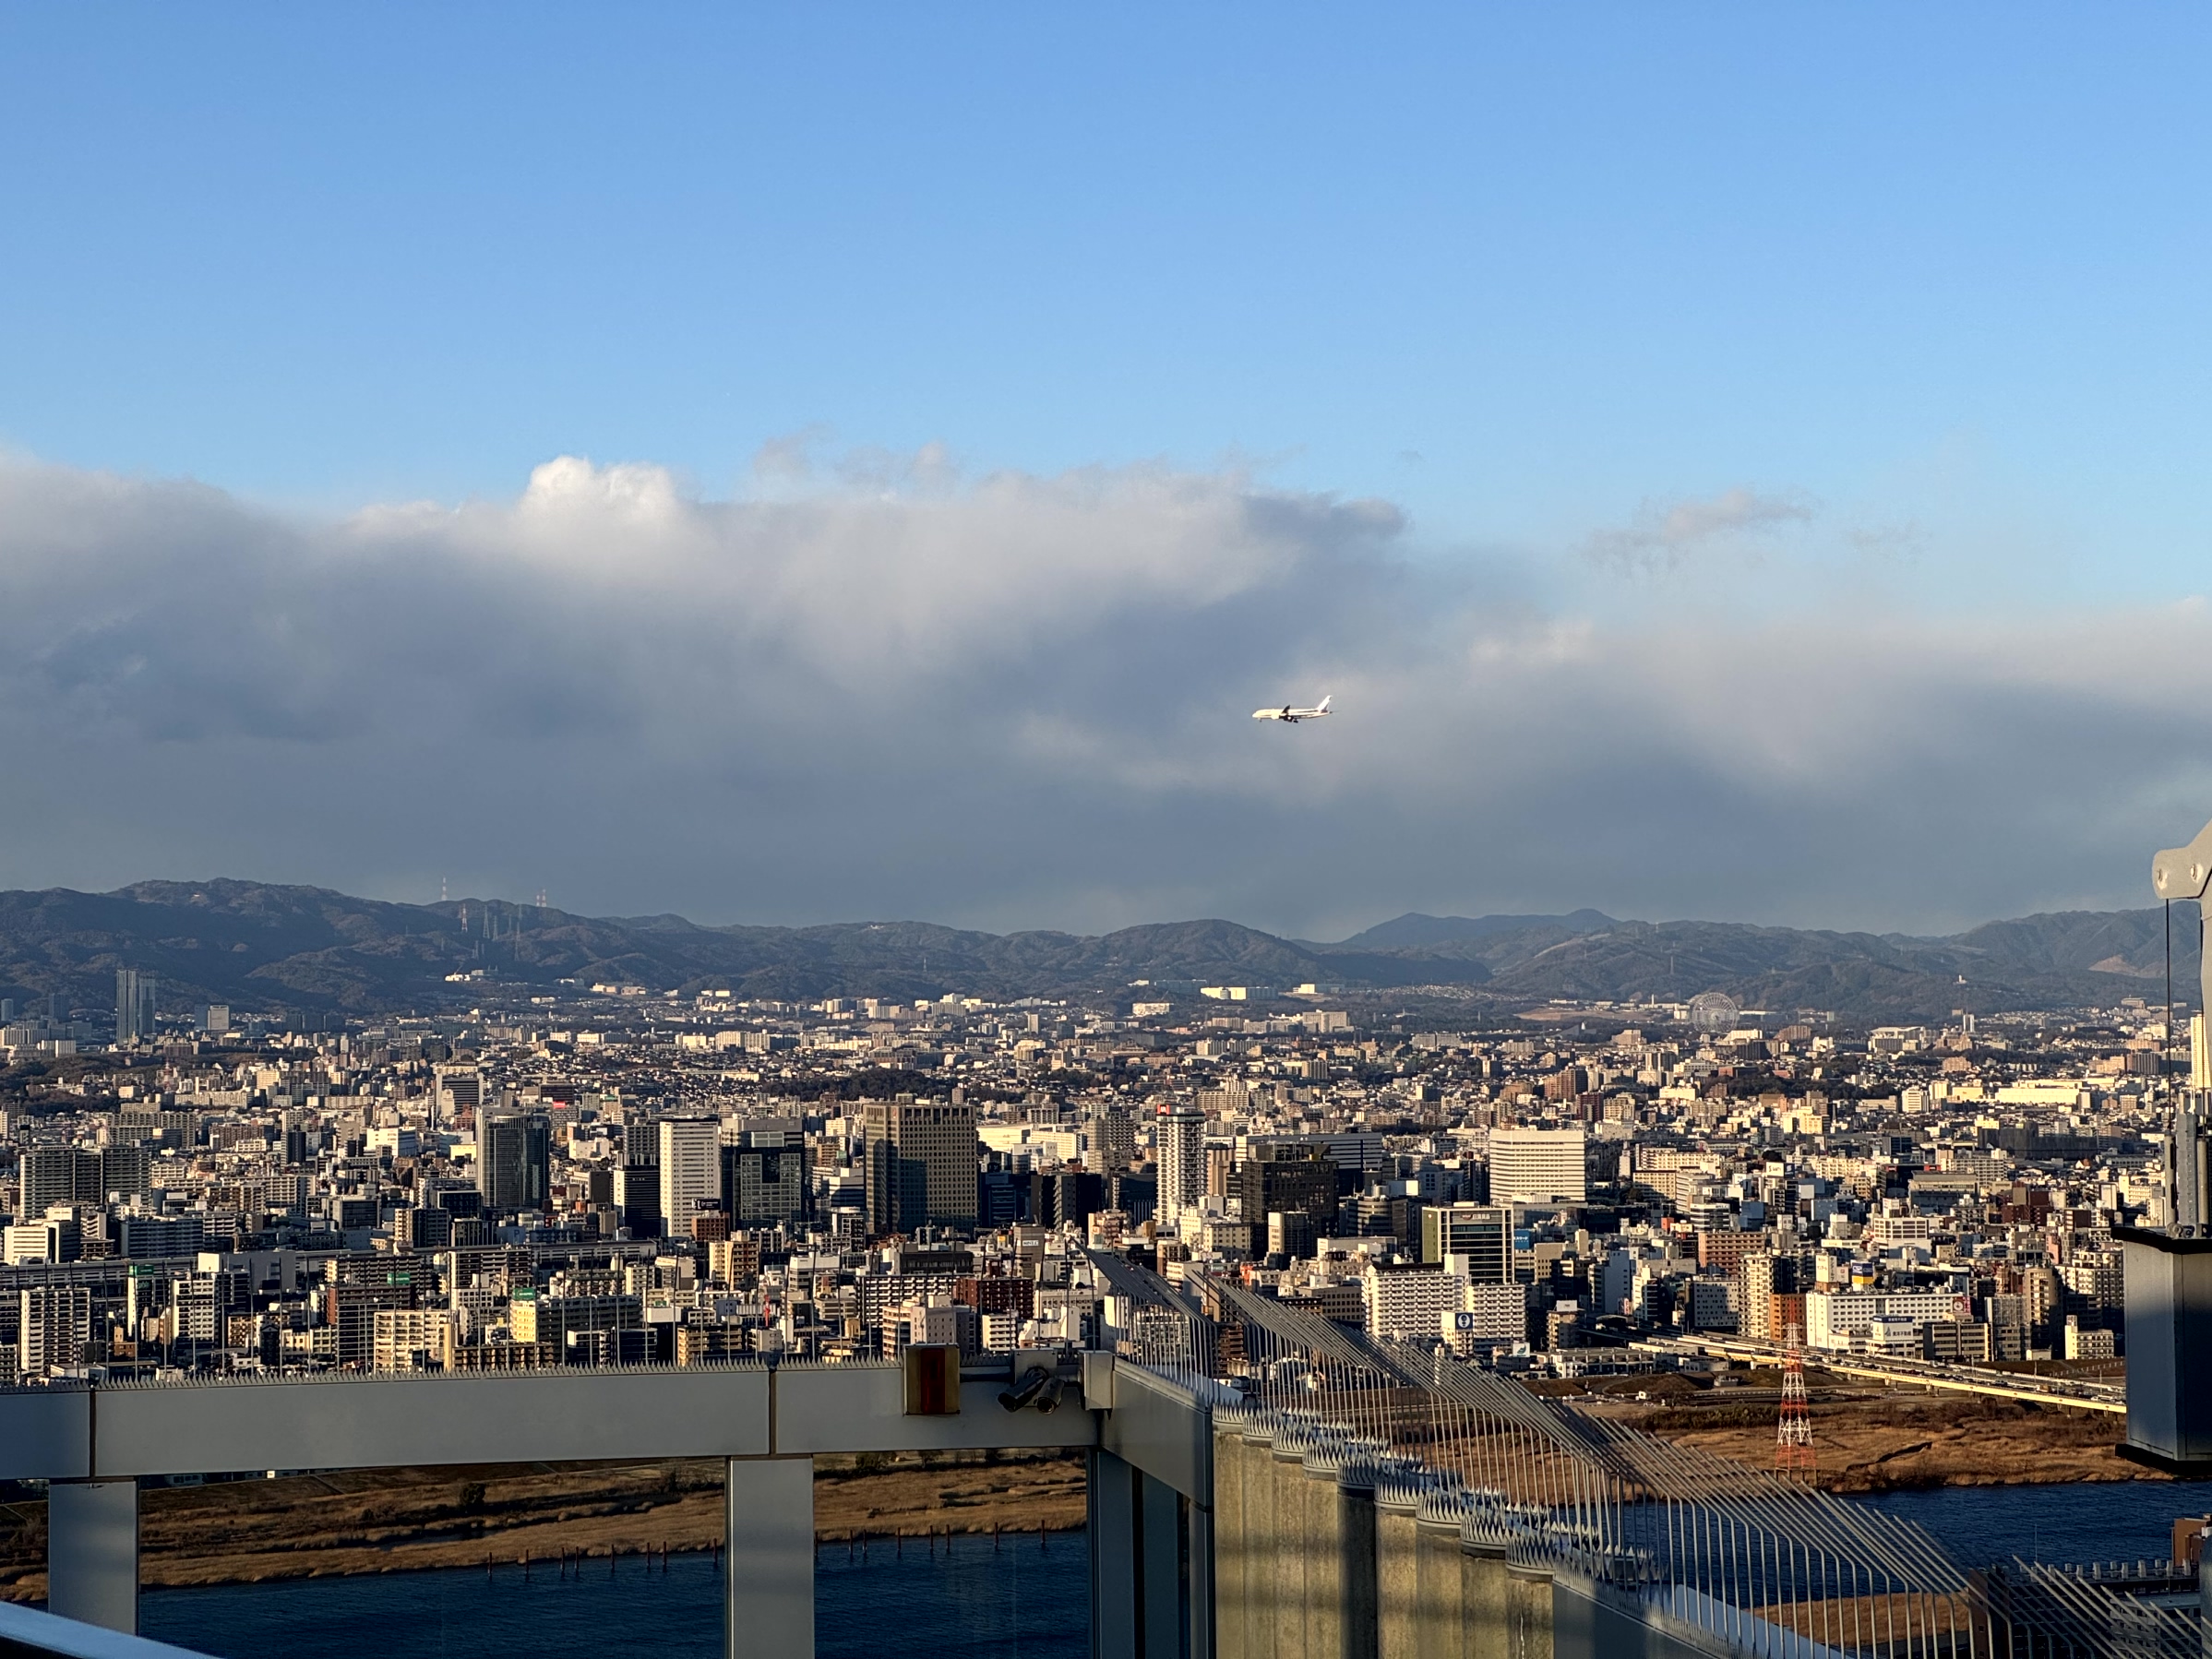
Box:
[114,969,155,1045]
[658,1118,723,1236]
[1237,1141,1339,1248]
[723,1121,807,1227]
[21,1148,102,1213]
[862,1095,976,1235]
[1084,1107,1136,1174]
[477,1114,550,1212]
[1421,1202,1510,1279]
[1487,1127,1589,1205]
[1156,1107,1204,1214]
[19,1285,91,1377]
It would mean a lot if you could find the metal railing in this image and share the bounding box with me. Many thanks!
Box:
[1095,1258,2178,1659]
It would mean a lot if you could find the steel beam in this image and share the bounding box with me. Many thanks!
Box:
[1141,1470,1184,1659]
[1094,1450,1141,1659]
[0,1363,1094,1484]
[48,1478,137,1635]
[724,1457,812,1659]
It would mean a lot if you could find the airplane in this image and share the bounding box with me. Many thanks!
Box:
[1252,695,1333,723]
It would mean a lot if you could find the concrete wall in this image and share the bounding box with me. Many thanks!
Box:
[1372,1494,1419,1659]
[1214,1472,1752,1659]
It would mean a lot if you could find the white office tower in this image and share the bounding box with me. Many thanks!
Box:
[2194,1013,2210,1090]
[659,1118,723,1236]
[1488,1126,1588,1205]
[1156,1107,1204,1217]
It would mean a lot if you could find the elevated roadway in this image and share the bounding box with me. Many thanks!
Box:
[0,1357,1105,1652]
[1638,1333,2127,1414]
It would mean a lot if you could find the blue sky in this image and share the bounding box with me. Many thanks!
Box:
[7,6,2207,596]
[1,6,2209,932]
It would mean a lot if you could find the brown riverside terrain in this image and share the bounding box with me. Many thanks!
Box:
[1564,1366,2150,1493]
[0,1448,1088,1602]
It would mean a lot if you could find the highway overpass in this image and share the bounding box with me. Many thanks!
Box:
[1638,1334,2127,1414]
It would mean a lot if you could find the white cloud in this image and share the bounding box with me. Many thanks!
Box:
[0,451,2205,937]
[1583,484,1815,576]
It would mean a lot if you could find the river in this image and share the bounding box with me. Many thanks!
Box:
[139,1529,1091,1659]
[133,1482,2211,1659]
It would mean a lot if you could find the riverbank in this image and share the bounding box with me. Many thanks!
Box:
[0,1449,1089,1602]
[0,1370,2149,1598]
[1575,1369,2147,1493]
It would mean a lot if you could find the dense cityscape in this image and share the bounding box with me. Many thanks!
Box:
[0,963,2176,1390]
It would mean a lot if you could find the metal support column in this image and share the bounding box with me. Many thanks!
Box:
[725,1457,812,1659]
[48,1478,137,1634]
[1094,1449,1141,1659]
[1141,1471,1184,1659]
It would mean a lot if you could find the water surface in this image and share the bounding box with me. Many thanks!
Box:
[141,1530,1090,1659]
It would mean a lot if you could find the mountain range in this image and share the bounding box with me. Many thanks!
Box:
[0,881,2197,1027]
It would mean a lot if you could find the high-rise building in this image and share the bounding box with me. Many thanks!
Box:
[396,1206,455,1251]
[862,1095,977,1235]
[20,1285,91,1376]
[117,1213,203,1258]
[22,1148,104,1213]
[614,1163,663,1236]
[99,1144,152,1201]
[1237,1141,1339,1248]
[1156,1107,1204,1214]
[435,1066,483,1129]
[1084,1108,1136,1174]
[622,1121,661,1166]
[723,1125,807,1227]
[477,1114,551,1212]
[1365,1262,1460,1343]
[1739,1251,1801,1343]
[1421,1202,1511,1279]
[114,969,156,1045]
[5,1214,81,1266]
[1488,1127,1589,1205]
[658,1118,723,1236]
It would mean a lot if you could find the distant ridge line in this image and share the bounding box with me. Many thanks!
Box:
[0,880,2193,1025]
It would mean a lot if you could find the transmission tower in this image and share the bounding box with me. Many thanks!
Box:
[1776,1320,1816,1476]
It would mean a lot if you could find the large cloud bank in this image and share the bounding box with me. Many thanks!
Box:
[0,451,2205,937]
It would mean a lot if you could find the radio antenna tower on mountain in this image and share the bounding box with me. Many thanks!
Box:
[1776,1321,1816,1477]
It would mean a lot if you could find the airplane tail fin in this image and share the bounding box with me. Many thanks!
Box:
[1317,695,1333,713]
